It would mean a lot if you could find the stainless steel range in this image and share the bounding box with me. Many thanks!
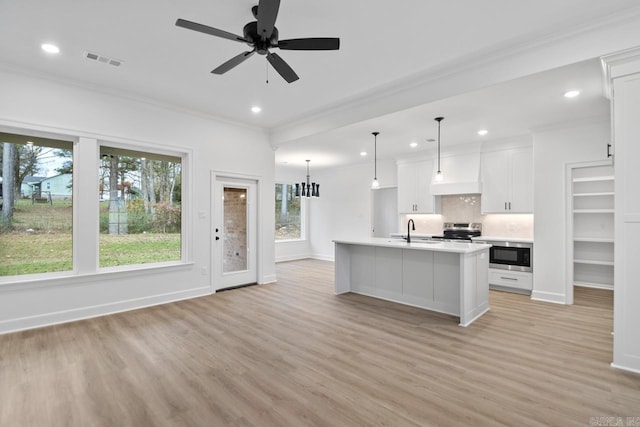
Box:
[431,223,482,242]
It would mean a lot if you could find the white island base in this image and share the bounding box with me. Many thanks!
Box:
[334,239,491,327]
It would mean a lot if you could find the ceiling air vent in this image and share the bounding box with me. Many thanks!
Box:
[84,51,123,67]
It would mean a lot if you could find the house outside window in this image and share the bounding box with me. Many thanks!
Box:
[0,133,74,277]
[275,183,302,241]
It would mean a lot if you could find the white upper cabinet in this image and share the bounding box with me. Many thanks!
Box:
[481,147,533,213]
[397,160,439,214]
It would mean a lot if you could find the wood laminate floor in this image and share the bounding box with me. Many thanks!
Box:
[1,259,638,426]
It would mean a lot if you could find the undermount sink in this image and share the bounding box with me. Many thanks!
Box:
[386,239,439,245]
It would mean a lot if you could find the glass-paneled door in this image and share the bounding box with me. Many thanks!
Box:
[213,176,257,289]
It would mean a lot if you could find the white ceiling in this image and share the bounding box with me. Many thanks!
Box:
[274,58,610,170]
[0,0,637,169]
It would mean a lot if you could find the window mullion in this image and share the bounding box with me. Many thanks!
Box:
[73,137,100,274]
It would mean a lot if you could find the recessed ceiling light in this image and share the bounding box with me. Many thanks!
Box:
[564,90,580,98]
[360,151,367,156]
[41,43,60,54]
[477,129,488,136]
[251,106,261,113]
[409,142,418,148]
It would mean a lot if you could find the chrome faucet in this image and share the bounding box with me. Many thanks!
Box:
[407,219,415,243]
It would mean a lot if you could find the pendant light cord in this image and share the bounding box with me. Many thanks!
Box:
[435,117,444,173]
[372,131,379,180]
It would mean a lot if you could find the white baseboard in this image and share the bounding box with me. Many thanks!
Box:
[531,290,566,304]
[275,254,311,263]
[0,287,211,335]
[611,362,640,375]
[260,274,277,284]
[312,254,335,262]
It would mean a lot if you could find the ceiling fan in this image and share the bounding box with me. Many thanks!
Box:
[175,0,340,83]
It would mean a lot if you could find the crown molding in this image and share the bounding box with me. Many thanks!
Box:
[270,5,640,146]
[601,46,640,99]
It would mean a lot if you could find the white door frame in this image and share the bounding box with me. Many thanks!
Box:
[211,171,262,292]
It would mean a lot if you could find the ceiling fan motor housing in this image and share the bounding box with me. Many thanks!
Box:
[243,21,278,55]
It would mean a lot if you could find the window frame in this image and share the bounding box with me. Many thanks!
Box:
[0,124,192,285]
[96,139,190,272]
[274,181,305,243]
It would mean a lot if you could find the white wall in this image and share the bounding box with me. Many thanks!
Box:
[0,69,275,333]
[309,160,396,260]
[532,118,610,303]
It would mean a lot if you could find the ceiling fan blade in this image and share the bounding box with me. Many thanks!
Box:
[212,50,256,75]
[267,52,299,83]
[256,0,280,40]
[175,18,247,43]
[278,38,340,50]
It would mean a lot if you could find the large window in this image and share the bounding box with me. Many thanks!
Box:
[0,132,73,277]
[275,183,302,241]
[99,146,182,267]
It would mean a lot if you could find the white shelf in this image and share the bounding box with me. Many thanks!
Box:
[574,281,614,290]
[571,164,615,295]
[572,176,614,183]
[573,209,614,214]
[573,192,615,197]
[574,259,614,266]
[574,237,614,243]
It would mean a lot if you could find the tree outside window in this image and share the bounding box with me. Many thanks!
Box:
[98,146,182,267]
[275,183,302,241]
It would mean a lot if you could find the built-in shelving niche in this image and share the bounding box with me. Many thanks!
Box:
[570,164,614,291]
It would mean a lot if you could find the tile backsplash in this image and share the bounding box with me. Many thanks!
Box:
[401,194,534,239]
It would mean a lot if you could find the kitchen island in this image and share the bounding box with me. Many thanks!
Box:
[334,238,491,326]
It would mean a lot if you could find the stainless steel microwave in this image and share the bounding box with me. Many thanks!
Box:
[486,241,533,272]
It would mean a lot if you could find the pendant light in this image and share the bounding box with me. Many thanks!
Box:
[434,117,444,182]
[294,160,319,198]
[371,131,380,189]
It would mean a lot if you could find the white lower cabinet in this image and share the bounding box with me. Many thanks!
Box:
[488,269,532,291]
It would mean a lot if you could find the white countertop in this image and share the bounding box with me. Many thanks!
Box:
[472,236,534,244]
[334,238,491,254]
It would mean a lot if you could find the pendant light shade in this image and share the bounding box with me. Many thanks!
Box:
[371,131,380,189]
[434,117,444,182]
[295,160,319,198]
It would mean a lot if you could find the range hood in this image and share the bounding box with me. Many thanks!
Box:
[430,152,482,195]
